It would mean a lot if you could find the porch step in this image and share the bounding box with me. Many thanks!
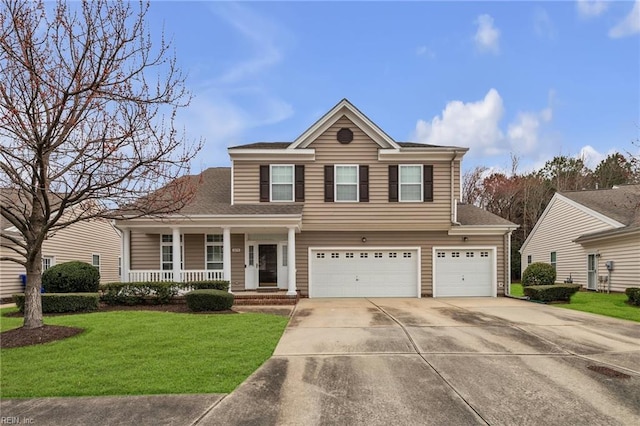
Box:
[232,291,298,306]
[255,286,280,293]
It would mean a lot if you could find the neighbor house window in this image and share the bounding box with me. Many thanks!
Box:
[206,234,223,270]
[42,256,54,272]
[399,165,423,202]
[335,165,358,202]
[92,254,101,271]
[527,255,532,265]
[161,234,183,270]
[550,252,557,270]
[118,256,122,278]
[270,165,294,202]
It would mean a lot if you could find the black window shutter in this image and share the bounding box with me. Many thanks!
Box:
[359,165,369,202]
[388,165,398,202]
[295,165,305,202]
[424,165,434,202]
[259,165,269,202]
[324,165,334,202]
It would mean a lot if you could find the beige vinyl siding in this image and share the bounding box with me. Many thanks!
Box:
[295,231,506,297]
[581,233,640,292]
[0,242,26,298]
[233,117,455,231]
[1,217,120,297]
[184,234,204,270]
[231,234,245,291]
[520,197,614,287]
[130,232,160,270]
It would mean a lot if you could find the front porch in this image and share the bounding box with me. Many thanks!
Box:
[119,222,301,297]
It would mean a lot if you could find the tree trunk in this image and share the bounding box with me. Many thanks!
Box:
[23,249,44,329]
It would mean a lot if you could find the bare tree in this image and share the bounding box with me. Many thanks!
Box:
[462,166,487,205]
[0,0,201,329]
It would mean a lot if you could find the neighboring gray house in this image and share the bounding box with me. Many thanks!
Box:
[115,99,518,298]
[520,185,640,292]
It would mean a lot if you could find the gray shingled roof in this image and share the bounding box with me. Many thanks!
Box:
[456,203,517,226]
[560,185,640,227]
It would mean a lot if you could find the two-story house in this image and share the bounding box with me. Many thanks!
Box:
[115,99,517,298]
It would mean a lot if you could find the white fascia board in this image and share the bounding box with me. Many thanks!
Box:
[227,149,315,162]
[448,226,518,236]
[289,100,400,150]
[378,149,467,162]
[115,214,302,229]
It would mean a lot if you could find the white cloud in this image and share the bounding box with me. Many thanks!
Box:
[576,0,609,18]
[533,8,556,39]
[416,45,435,58]
[413,89,555,159]
[507,108,552,154]
[474,14,500,54]
[609,0,640,38]
[413,89,505,155]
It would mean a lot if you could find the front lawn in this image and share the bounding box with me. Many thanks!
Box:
[509,284,639,322]
[0,308,288,397]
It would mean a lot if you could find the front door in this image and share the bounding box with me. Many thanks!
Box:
[259,244,278,287]
[587,254,597,290]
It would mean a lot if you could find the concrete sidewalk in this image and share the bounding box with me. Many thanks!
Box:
[2,298,639,425]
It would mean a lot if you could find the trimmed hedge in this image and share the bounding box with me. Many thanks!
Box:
[13,293,99,313]
[524,284,581,303]
[522,262,556,287]
[626,288,640,306]
[42,261,100,293]
[185,289,234,312]
[99,280,230,305]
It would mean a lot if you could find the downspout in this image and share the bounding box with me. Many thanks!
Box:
[507,231,512,296]
[451,152,461,225]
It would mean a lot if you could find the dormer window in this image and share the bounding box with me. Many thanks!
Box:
[270,165,294,202]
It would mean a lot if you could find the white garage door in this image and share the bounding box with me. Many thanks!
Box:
[434,249,494,297]
[310,249,419,298]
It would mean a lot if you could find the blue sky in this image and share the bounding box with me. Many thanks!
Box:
[147,1,640,174]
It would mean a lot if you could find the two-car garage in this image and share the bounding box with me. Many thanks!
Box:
[308,247,496,298]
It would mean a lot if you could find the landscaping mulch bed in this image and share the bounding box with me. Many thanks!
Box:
[1,325,84,349]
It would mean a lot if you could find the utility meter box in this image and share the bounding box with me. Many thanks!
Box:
[605,261,614,271]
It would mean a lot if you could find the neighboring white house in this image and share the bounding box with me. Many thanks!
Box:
[520,185,640,292]
[1,212,121,299]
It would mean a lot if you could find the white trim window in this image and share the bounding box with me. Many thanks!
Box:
[92,254,101,271]
[399,165,423,202]
[335,165,358,202]
[550,251,557,270]
[270,165,294,202]
[42,256,55,272]
[206,234,224,270]
[161,234,183,271]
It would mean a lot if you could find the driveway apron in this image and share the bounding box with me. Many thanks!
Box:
[198,298,640,425]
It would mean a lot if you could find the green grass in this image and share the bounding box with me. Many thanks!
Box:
[509,282,524,297]
[0,308,288,398]
[508,284,639,322]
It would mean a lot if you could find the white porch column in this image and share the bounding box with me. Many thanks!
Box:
[122,228,131,283]
[287,227,297,296]
[222,227,232,292]
[172,227,181,282]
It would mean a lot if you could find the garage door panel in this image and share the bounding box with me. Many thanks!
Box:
[435,249,494,297]
[310,249,418,298]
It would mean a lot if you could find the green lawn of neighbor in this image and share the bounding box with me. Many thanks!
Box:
[509,283,639,322]
[0,308,288,397]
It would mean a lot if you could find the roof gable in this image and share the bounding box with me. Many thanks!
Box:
[288,99,400,150]
[519,192,626,253]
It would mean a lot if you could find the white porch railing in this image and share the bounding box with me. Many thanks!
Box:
[128,270,224,282]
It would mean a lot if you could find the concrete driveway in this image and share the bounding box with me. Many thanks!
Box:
[201,297,640,426]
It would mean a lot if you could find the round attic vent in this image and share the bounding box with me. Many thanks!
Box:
[337,128,354,144]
